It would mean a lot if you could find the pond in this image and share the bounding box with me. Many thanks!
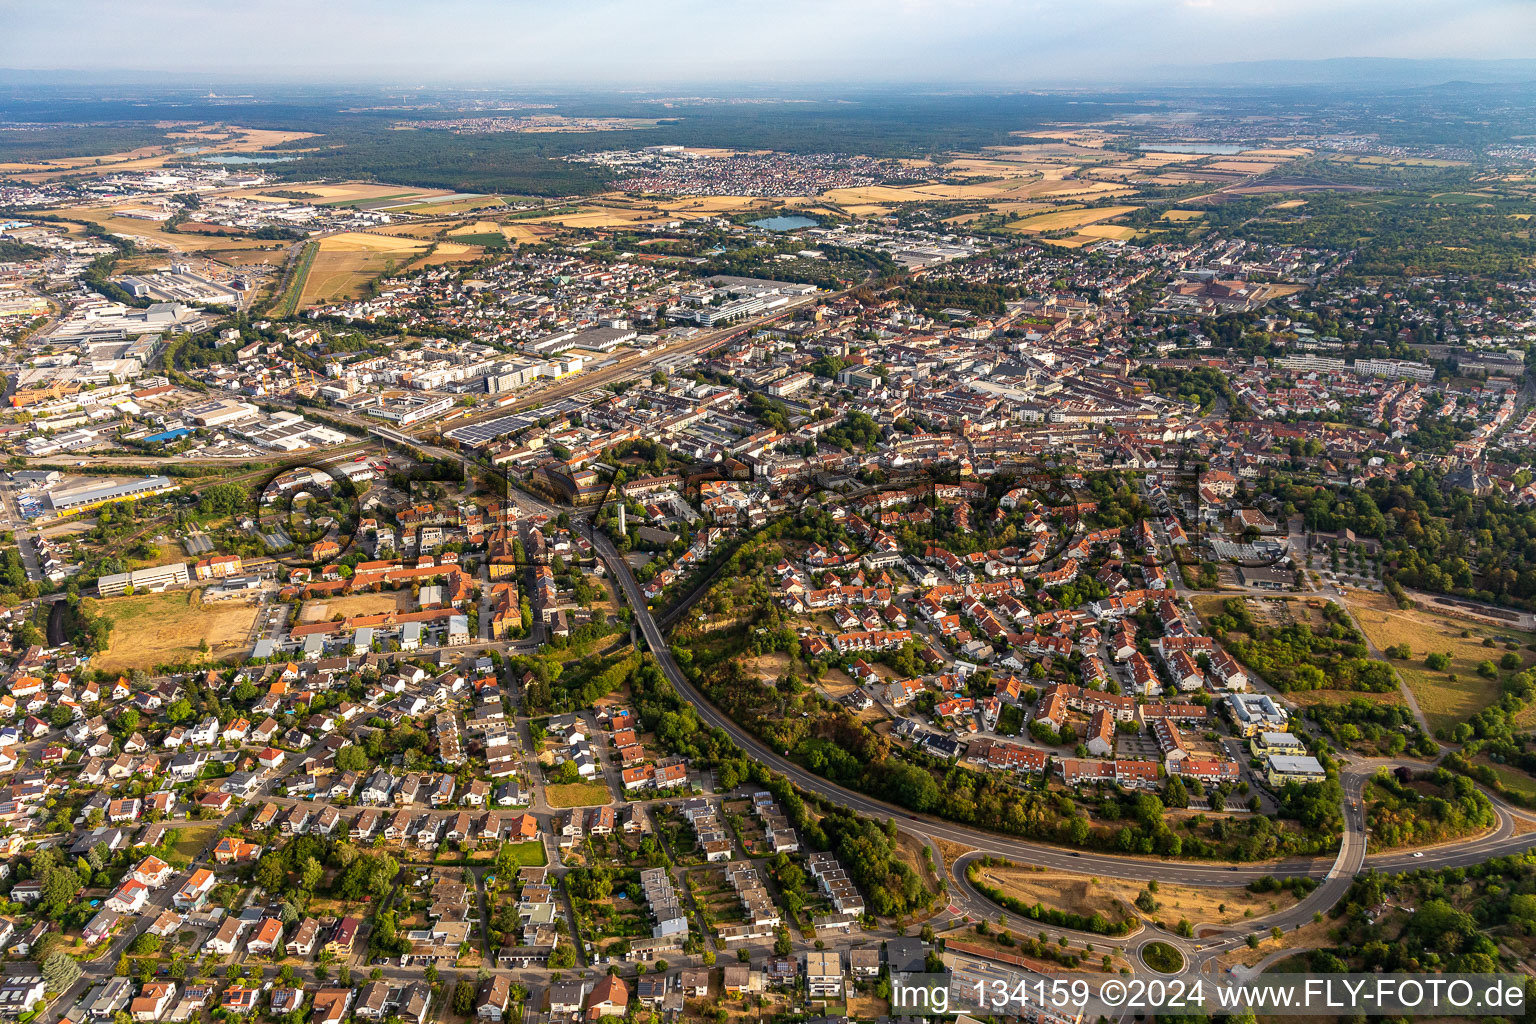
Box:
[749,215,818,231]
[200,153,298,164]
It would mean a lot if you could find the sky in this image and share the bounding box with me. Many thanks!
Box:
[3,0,1536,86]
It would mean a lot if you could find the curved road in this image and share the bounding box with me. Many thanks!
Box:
[589,526,1536,890]
[400,444,1536,969]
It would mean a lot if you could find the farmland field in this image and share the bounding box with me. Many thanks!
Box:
[1006,205,1140,233]
[85,591,261,671]
[1077,224,1139,240]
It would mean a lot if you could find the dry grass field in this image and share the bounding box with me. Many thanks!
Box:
[1344,589,1536,735]
[292,183,451,205]
[1214,916,1334,971]
[394,195,504,214]
[438,218,560,245]
[447,219,505,238]
[634,195,781,215]
[299,591,413,622]
[297,232,474,305]
[1161,209,1206,221]
[523,205,682,229]
[970,863,1299,929]
[85,591,261,671]
[545,782,615,808]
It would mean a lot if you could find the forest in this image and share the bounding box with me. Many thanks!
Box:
[1318,856,1536,978]
[1364,768,1495,849]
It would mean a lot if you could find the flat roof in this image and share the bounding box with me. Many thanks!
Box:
[1267,754,1325,773]
[48,475,173,509]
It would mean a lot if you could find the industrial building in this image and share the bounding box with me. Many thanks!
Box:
[46,475,177,514]
[96,561,190,598]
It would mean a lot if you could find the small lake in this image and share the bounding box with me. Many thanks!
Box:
[750,215,818,231]
[1138,143,1251,155]
[200,153,298,164]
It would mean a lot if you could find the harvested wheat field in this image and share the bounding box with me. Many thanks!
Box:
[1007,204,1139,233]
[645,195,781,214]
[298,232,453,305]
[47,207,279,254]
[525,206,680,228]
[1162,209,1206,221]
[1078,224,1139,240]
[298,183,451,205]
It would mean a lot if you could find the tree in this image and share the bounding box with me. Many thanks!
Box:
[549,944,576,969]
[336,745,369,773]
[300,855,324,892]
[452,979,475,1016]
[39,865,82,919]
[41,951,82,991]
[255,854,287,892]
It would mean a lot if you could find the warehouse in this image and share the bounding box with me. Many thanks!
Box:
[47,475,177,513]
[186,398,259,428]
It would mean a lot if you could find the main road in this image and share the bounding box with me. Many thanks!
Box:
[379,416,1536,933]
[590,530,1497,886]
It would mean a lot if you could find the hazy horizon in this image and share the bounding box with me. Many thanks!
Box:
[3,0,1535,88]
